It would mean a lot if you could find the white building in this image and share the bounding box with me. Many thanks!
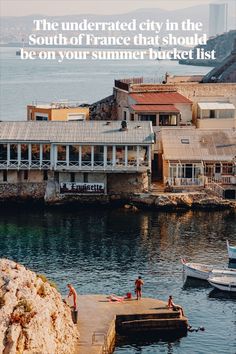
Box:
[209,3,228,37]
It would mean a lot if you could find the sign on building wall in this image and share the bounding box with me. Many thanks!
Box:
[60,182,105,194]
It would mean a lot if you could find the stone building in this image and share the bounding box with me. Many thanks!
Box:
[0,121,154,202]
[161,127,236,198]
[114,80,193,126]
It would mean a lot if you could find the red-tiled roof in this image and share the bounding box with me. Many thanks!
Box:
[129,92,192,104]
[131,104,180,112]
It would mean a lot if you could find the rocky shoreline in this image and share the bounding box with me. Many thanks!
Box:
[0,191,235,211]
[0,259,79,354]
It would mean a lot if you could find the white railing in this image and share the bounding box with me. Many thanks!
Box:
[165,177,203,186]
[207,176,234,185]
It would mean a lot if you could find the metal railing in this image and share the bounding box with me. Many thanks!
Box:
[165,177,203,186]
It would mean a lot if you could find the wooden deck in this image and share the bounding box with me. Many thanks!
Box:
[75,294,188,354]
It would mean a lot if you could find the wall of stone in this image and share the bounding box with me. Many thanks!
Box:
[114,89,129,120]
[90,95,117,121]
[0,182,46,200]
[107,172,148,194]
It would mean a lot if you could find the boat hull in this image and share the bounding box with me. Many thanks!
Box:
[182,262,211,280]
[208,280,236,292]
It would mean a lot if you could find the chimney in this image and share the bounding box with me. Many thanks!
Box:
[120,120,128,131]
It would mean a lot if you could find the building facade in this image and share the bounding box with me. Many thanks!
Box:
[161,128,236,198]
[0,121,154,202]
[27,101,90,121]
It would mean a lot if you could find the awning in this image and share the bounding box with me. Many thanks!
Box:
[130,104,180,113]
[198,102,235,110]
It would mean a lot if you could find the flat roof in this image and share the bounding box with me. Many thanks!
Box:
[162,128,236,162]
[198,102,235,110]
[0,121,154,145]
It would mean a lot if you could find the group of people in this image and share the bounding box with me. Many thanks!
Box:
[66,277,184,318]
[135,276,184,316]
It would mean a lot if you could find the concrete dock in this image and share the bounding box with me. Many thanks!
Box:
[75,295,188,354]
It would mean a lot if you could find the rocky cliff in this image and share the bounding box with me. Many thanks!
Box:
[179,30,236,66]
[0,259,79,354]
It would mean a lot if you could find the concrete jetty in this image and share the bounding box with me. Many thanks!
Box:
[75,294,188,354]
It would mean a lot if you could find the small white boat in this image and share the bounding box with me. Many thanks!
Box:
[181,259,236,281]
[227,240,236,261]
[181,259,213,280]
[208,276,236,292]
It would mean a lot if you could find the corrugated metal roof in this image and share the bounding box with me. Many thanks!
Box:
[129,92,192,104]
[162,128,236,161]
[130,104,180,112]
[0,121,154,144]
[198,102,235,110]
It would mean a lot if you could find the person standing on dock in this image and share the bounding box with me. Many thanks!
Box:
[67,283,78,311]
[135,276,144,300]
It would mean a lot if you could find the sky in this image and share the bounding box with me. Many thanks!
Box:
[0,0,235,17]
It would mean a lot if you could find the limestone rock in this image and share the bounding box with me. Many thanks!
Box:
[0,259,79,354]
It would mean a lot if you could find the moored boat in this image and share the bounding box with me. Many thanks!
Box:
[181,259,213,280]
[181,259,236,281]
[227,240,236,262]
[208,276,236,292]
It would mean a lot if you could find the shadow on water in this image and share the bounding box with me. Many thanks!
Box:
[208,288,236,300]
[116,332,185,352]
[229,261,236,269]
[182,277,211,290]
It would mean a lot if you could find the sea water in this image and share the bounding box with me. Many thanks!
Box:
[0,207,235,354]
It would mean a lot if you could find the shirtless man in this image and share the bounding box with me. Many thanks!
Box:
[167,295,184,317]
[67,283,78,310]
[135,276,144,300]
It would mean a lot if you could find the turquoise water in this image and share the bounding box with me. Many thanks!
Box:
[0,207,235,353]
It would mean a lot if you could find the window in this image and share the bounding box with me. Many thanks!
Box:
[67,114,85,121]
[54,171,59,182]
[94,146,104,165]
[181,139,189,144]
[36,115,48,121]
[210,110,215,118]
[123,111,127,121]
[70,172,75,182]
[116,146,125,165]
[57,145,66,161]
[222,163,233,175]
[0,144,7,161]
[43,170,48,181]
[81,146,91,163]
[159,115,177,126]
[21,144,29,161]
[130,114,134,121]
[31,144,40,161]
[107,146,113,165]
[10,144,18,161]
[83,173,88,183]
[215,163,221,173]
[69,145,79,163]
[43,144,50,161]
[139,114,156,126]
[24,170,28,180]
[3,170,7,182]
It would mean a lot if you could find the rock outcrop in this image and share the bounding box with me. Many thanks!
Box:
[179,30,236,67]
[0,259,79,354]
